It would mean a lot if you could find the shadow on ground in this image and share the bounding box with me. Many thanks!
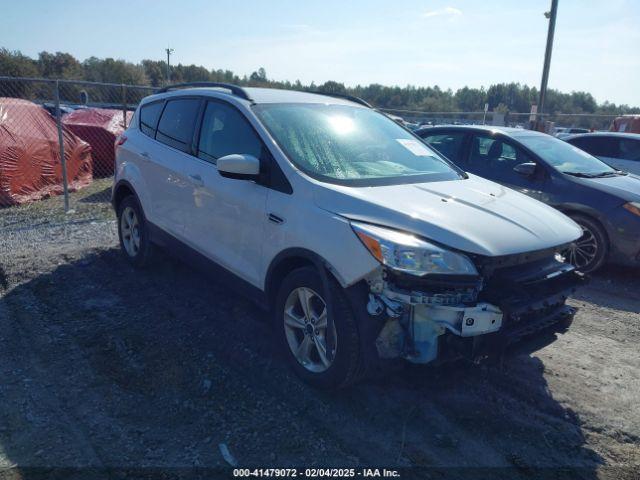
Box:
[78,187,112,204]
[572,264,640,314]
[0,248,608,479]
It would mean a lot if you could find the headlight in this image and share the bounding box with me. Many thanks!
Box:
[623,202,640,217]
[351,221,478,277]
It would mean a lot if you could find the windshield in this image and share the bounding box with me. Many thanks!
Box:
[253,103,462,185]
[517,135,617,176]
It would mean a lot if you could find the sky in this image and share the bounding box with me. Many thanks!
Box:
[1,0,639,106]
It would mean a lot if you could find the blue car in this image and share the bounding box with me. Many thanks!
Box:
[416,125,640,272]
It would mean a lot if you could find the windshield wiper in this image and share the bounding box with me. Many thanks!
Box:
[563,171,624,178]
[588,171,627,178]
[562,171,598,178]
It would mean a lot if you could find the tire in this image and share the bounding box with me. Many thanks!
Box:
[275,267,361,389]
[563,214,608,273]
[117,195,154,267]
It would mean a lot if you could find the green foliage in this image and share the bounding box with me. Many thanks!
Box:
[1,48,638,117]
[0,48,39,77]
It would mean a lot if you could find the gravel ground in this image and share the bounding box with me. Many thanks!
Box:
[0,204,638,479]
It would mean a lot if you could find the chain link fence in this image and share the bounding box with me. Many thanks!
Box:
[379,108,620,131]
[0,76,157,252]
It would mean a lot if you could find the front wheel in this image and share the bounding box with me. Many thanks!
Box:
[563,214,608,273]
[275,267,361,388]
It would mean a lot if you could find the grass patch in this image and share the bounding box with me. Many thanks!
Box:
[0,177,115,230]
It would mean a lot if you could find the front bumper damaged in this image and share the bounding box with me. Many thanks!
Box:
[370,253,586,365]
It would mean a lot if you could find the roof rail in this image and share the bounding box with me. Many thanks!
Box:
[310,91,372,108]
[157,82,253,101]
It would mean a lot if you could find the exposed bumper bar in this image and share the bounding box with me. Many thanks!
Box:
[373,269,584,364]
[441,304,576,363]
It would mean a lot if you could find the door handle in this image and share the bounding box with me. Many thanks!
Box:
[268,213,285,224]
[188,173,204,186]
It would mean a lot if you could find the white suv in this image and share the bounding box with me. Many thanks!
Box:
[113,83,584,388]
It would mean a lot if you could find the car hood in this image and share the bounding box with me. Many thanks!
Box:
[313,174,582,257]
[570,173,640,203]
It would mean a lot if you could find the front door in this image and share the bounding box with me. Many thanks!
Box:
[181,99,268,287]
[466,133,548,202]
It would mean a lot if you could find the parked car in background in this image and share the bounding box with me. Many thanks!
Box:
[565,132,640,176]
[556,127,589,135]
[113,84,584,388]
[555,127,590,140]
[416,126,640,272]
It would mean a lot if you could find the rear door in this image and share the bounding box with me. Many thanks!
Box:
[420,131,467,165]
[143,97,201,239]
[181,99,269,287]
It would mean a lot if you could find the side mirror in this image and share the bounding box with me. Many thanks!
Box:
[513,162,537,177]
[217,154,260,180]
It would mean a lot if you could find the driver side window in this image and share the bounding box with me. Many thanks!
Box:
[197,101,263,164]
[468,134,534,183]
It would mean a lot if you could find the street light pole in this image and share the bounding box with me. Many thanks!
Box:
[165,47,174,84]
[537,0,558,130]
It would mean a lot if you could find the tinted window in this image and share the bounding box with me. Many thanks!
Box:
[421,133,465,161]
[156,98,200,152]
[468,134,535,183]
[618,139,640,161]
[197,101,263,163]
[569,136,619,157]
[139,101,164,137]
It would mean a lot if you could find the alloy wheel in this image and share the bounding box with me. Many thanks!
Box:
[120,206,141,257]
[563,225,598,270]
[283,287,336,373]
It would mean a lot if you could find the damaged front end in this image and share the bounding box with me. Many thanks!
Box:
[365,247,585,365]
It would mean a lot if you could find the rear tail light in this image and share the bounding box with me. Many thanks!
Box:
[115,134,128,147]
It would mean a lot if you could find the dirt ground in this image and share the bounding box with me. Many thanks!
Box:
[0,213,638,479]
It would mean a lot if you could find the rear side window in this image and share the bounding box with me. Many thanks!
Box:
[197,101,263,163]
[570,137,619,158]
[156,98,201,152]
[139,101,164,137]
[421,133,465,161]
[619,139,640,161]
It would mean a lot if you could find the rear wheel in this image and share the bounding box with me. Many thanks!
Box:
[563,214,608,273]
[117,196,154,267]
[275,267,361,388]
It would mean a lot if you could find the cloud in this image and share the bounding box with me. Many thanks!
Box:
[422,6,462,18]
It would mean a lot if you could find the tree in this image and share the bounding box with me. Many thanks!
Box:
[316,81,347,94]
[142,60,166,87]
[249,67,267,85]
[0,48,637,118]
[82,57,147,85]
[0,48,40,98]
[0,48,39,77]
[38,51,83,79]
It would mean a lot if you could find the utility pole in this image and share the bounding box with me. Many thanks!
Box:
[537,0,558,130]
[165,47,174,84]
